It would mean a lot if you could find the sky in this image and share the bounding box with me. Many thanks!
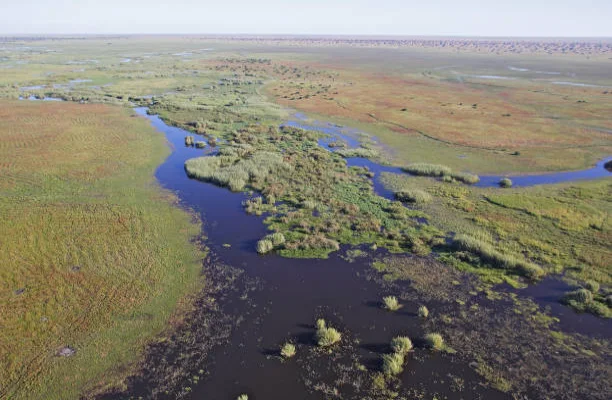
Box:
[1,0,611,37]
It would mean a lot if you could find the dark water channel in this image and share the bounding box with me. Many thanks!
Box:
[134,108,507,399]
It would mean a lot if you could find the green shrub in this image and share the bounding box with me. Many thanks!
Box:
[195,141,206,148]
[418,305,429,318]
[395,189,432,204]
[266,232,286,246]
[382,296,402,311]
[381,352,405,376]
[185,136,194,146]
[564,288,593,304]
[256,239,274,254]
[237,395,248,400]
[403,163,452,177]
[424,333,444,351]
[390,336,413,354]
[280,342,296,358]
[584,280,600,293]
[315,319,342,347]
[499,178,513,188]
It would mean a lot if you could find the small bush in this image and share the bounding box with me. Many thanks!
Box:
[315,319,342,347]
[280,342,296,358]
[424,333,444,350]
[395,189,432,204]
[195,141,206,148]
[256,239,274,254]
[390,336,413,354]
[418,305,429,318]
[381,352,405,376]
[383,296,402,311]
[499,178,513,188]
[185,136,194,146]
[237,395,248,400]
[584,280,600,293]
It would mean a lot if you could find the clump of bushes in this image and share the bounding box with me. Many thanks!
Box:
[335,147,378,158]
[424,333,445,351]
[256,239,274,254]
[563,288,593,304]
[395,189,432,204]
[382,295,402,311]
[403,163,452,177]
[315,319,342,347]
[418,305,429,318]
[266,232,286,246]
[402,163,479,184]
[280,342,296,358]
[499,178,513,188]
[390,336,413,354]
[381,352,405,376]
[453,234,544,280]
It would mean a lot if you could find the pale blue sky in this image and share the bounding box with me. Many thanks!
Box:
[1,0,610,37]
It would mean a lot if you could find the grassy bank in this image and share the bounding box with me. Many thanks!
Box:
[0,101,204,398]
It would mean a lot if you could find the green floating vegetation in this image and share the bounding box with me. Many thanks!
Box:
[453,234,544,281]
[402,162,479,184]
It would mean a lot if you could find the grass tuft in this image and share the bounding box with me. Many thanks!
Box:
[381,352,405,376]
[424,333,445,351]
[499,178,513,188]
[315,319,342,347]
[382,295,403,311]
[390,336,413,354]
[280,342,296,359]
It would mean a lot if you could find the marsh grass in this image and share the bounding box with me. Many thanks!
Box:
[256,239,274,254]
[424,333,445,351]
[315,319,342,347]
[382,295,403,311]
[453,234,544,280]
[418,305,429,318]
[402,163,479,184]
[381,352,405,376]
[0,102,203,398]
[390,336,413,354]
[395,189,432,204]
[280,342,296,359]
[335,147,378,158]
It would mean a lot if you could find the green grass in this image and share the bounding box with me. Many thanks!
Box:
[390,336,413,354]
[417,305,429,318]
[280,342,296,359]
[424,333,445,351]
[0,101,203,399]
[381,352,405,376]
[382,296,402,311]
[315,319,342,347]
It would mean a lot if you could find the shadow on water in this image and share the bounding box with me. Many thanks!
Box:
[132,108,508,399]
